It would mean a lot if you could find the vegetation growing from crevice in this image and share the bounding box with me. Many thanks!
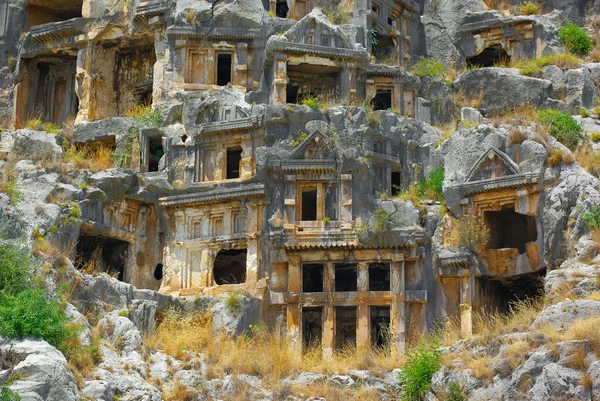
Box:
[516,53,582,76]
[449,210,491,252]
[537,109,583,150]
[115,103,163,169]
[396,166,445,206]
[398,339,442,401]
[313,0,351,24]
[409,57,446,80]
[582,205,600,246]
[558,22,593,56]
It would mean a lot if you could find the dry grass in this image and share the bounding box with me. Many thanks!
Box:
[455,88,485,109]
[471,299,544,344]
[573,144,600,178]
[144,309,402,387]
[490,105,538,126]
[580,372,593,390]
[164,379,196,401]
[503,339,531,370]
[563,344,588,371]
[508,128,527,146]
[563,317,600,356]
[548,149,564,167]
[62,144,115,172]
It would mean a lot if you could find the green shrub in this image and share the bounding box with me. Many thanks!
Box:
[558,22,593,56]
[409,58,446,80]
[0,385,20,401]
[424,166,444,201]
[373,207,392,233]
[225,292,243,314]
[519,1,540,15]
[398,340,442,401]
[579,108,590,118]
[445,380,470,401]
[582,206,600,231]
[366,111,381,127]
[591,132,600,142]
[537,109,583,150]
[0,289,77,352]
[302,97,321,111]
[0,244,31,296]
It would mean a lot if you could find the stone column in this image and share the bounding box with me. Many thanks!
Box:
[365,79,376,104]
[340,174,352,224]
[287,255,301,349]
[322,262,335,358]
[235,43,248,88]
[284,175,297,225]
[271,53,288,105]
[459,269,473,338]
[390,254,405,355]
[357,262,369,348]
[340,63,357,100]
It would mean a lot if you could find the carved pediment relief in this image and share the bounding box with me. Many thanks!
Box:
[289,131,334,160]
[466,147,520,182]
[282,9,353,49]
[197,105,250,124]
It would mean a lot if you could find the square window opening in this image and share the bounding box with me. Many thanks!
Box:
[371,90,392,111]
[335,263,357,292]
[369,262,390,291]
[302,264,324,292]
[370,306,390,348]
[276,0,289,18]
[217,53,233,86]
[335,306,357,350]
[391,171,401,196]
[301,187,318,221]
[148,135,163,172]
[226,147,242,179]
[302,307,323,351]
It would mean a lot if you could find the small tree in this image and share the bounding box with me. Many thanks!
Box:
[398,340,442,400]
[450,210,491,252]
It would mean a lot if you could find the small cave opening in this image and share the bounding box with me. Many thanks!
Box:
[216,53,233,86]
[213,249,247,285]
[475,269,545,316]
[302,306,323,350]
[467,44,510,68]
[371,90,392,111]
[276,0,289,17]
[335,306,357,350]
[370,306,390,348]
[485,207,537,254]
[286,83,300,104]
[76,235,129,281]
[369,262,391,291]
[335,263,357,292]
[302,263,324,292]
[154,263,163,281]
[147,135,164,172]
[226,147,242,179]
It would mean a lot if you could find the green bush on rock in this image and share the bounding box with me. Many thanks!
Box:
[558,22,593,56]
[537,109,583,150]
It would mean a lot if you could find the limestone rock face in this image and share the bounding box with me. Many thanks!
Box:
[210,295,261,336]
[12,130,63,163]
[0,339,79,401]
[531,300,600,330]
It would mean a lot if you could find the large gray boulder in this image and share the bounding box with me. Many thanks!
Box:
[531,300,600,330]
[529,363,589,401]
[12,130,62,163]
[72,117,135,151]
[0,339,79,401]
[89,169,137,197]
[452,68,562,114]
[210,294,261,336]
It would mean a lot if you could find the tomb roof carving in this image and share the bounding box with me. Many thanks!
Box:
[266,9,369,62]
[159,184,265,207]
[196,105,261,135]
[466,147,520,182]
[166,26,260,40]
[135,0,171,21]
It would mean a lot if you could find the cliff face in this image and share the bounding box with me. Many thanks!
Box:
[0,0,600,400]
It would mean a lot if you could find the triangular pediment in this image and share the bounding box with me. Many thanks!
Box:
[289,131,335,160]
[466,147,520,182]
[282,9,353,49]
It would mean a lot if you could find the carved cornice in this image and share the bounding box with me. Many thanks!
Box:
[135,0,170,20]
[267,39,370,62]
[198,116,262,136]
[159,184,265,207]
[453,172,539,195]
[269,159,337,173]
[167,26,260,40]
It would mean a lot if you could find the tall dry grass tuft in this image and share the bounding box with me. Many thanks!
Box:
[63,144,115,172]
[472,299,544,344]
[563,317,600,356]
[144,309,402,387]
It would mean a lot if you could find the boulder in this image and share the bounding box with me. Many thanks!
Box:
[210,294,261,336]
[529,363,589,401]
[531,300,600,330]
[453,68,561,114]
[90,169,137,197]
[0,339,79,401]
[12,130,62,163]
